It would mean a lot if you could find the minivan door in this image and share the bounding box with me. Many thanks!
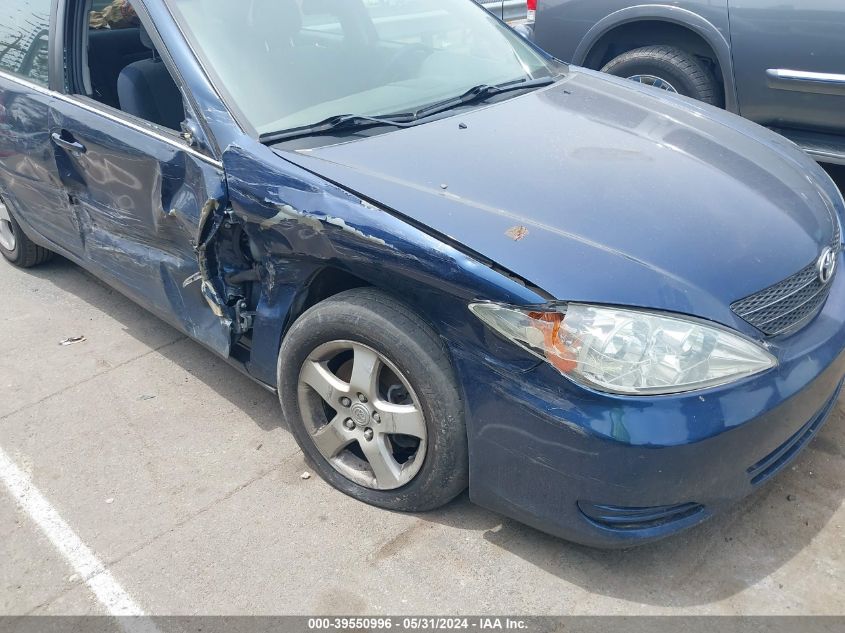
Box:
[729,0,845,134]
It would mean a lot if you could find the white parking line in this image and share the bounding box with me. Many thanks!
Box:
[0,445,160,632]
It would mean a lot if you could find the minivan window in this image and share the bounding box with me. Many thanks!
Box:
[167,0,560,137]
[0,0,51,87]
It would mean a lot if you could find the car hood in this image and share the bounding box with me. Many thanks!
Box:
[278,67,841,330]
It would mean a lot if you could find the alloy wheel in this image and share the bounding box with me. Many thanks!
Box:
[628,74,679,93]
[0,198,16,252]
[297,340,427,490]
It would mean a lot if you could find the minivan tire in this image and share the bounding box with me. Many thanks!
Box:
[277,288,468,512]
[601,45,720,105]
[0,199,53,268]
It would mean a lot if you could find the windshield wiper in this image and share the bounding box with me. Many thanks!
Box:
[260,113,415,144]
[409,76,557,120]
[259,76,557,144]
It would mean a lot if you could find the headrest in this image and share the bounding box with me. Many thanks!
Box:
[139,25,154,51]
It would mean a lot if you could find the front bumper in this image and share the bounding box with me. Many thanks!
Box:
[455,267,845,548]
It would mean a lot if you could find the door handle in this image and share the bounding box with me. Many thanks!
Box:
[51,131,86,155]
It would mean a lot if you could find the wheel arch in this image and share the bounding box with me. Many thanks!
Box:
[285,266,373,335]
[572,6,738,112]
[249,264,458,389]
[279,267,459,370]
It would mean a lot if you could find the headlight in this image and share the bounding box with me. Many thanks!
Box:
[469,303,777,395]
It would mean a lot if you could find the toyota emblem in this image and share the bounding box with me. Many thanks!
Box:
[817,247,837,285]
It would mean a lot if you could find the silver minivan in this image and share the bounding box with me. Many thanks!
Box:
[528,0,845,164]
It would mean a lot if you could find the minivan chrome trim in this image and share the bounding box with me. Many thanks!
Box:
[0,69,223,168]
[766,69,845,97]
[767,69,845,84]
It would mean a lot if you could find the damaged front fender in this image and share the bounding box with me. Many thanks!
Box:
[211,143,547,386]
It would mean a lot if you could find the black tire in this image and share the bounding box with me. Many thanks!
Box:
[601,45,720,105]
[277,288,468,512]
[0,199,53,268]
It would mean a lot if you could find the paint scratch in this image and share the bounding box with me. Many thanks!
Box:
[506,225,529,241]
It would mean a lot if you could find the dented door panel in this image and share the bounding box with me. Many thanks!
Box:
[0,82,82,254]
[47,101,231,355]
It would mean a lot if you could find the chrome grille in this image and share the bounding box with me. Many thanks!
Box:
[731,238,839,337]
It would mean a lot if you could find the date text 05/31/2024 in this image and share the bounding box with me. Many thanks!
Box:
[307,618,529,630]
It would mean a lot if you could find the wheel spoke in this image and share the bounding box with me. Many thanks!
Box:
[0,201,10,223]
[311,415,354,458]
[349,344,380,396]
[361,435,402,489]
[375,402,426,439]
[297,340,428,491]
[300,359,349,406]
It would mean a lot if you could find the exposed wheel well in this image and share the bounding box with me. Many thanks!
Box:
[289,267,371,331]
[583,21,725,104]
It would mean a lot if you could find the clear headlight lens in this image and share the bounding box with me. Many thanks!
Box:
[470,303,777,395]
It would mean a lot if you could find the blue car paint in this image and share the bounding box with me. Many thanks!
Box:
[284,67,843,335]
[0,88,82,255]
[0,0,843,547]
[220,142,546,387]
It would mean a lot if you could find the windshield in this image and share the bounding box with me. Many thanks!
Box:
[166,0,561,137]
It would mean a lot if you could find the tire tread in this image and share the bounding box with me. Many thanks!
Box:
[0,207,53,268]
[601,45,719,105]
[277,288,468,513]
[16,239,53,268]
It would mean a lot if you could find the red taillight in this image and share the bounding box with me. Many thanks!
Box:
[526,0,537,20]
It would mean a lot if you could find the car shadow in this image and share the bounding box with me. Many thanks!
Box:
[22,256,284,433]
[24,255,845,609]
[421,406,844,608]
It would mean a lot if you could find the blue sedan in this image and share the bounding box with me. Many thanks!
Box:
[0,0,843,547]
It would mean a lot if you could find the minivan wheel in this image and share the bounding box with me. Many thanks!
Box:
[601,45,720,105]
[0,197,53,268]
[277,288,468,512]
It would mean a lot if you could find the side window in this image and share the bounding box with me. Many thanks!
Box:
[80,0,185,131]
[0,0,52,87]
